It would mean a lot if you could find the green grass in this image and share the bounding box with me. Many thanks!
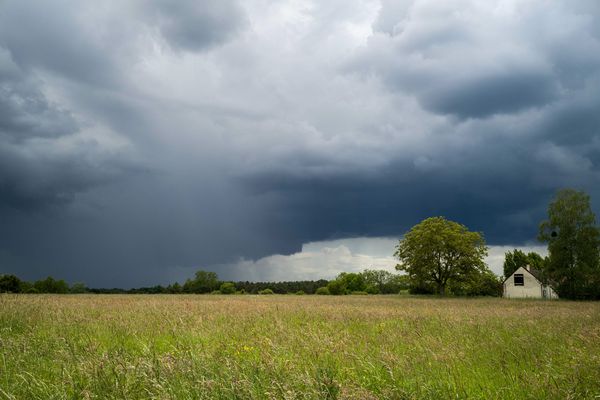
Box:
[1,295,599,399]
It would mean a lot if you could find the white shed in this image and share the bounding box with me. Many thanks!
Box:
[503,266,558,299]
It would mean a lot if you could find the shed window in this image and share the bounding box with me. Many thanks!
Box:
[514,274,524,286]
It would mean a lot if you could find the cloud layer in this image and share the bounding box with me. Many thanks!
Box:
[0,0,599,286]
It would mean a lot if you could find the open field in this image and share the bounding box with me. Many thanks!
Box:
[1,295,599,400]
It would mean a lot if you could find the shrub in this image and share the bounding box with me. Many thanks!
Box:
[211,290,222,295]
[295,290,305,295]
[258,288,274,295]
[315,287,330,295]
[220,282,236,294]
[327,279,346,295]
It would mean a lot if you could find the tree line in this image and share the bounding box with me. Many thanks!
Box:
[0,269,406,295]
[0,275,86,294]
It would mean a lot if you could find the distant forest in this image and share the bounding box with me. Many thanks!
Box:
[0,268,421,295]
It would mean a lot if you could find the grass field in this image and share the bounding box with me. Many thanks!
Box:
[1,295,599,399]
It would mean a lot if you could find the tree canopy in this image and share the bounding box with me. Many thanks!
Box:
[395,217,489,295]
[503,249,546,278]
[182,270,219,294]
[538,189,600,299]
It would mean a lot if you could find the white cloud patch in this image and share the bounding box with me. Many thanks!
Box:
[217,237,398,282]
[210,237,548,282]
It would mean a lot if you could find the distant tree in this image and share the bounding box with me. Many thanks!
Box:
[219,282,236,294]
[233,279,328,294]
[69,282,87,294]
[503,249,530,278]
[19,281,36,293]
[337,273,366,293]
[326,279,346,295]
[258,288,274,295]
[503,249,547,278]
[359,269,410,294]
[34,277,69,294]
[387,274,411,293]
[166,282,183,294]
[449,269,502,296]
[526,252,547,271]
[183,270,219,294]
[539,189,600,299]
[360,269,389,294]
[0,274,22,293]
[395,217,488,295]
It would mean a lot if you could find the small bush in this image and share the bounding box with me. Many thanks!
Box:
[210,290,222,295]
[258,288,274,295]
[316,287,330,295]
[295,290,305,295]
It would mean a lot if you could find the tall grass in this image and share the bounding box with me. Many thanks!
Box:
[0,295,599,399]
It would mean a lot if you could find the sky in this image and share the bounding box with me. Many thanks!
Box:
[0,0,599,287]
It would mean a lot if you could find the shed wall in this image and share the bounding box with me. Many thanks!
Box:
[503,267,542,299]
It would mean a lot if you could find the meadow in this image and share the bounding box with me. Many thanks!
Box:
[0,295,599,400]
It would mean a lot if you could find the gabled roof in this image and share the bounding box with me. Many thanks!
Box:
[502,266,546,285]
[528,268,544,282]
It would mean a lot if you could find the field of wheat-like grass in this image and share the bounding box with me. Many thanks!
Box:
[0,294,599,399]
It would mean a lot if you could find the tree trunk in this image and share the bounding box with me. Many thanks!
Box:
[438,284,446,296]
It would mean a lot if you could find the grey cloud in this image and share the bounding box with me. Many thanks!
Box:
[0,51,78,141]
[351,0,600,119]
[0,1,122,87]
[420,69,558,118]
[0,46,135,210]
[141,0,246,52]
[540,83,600,147]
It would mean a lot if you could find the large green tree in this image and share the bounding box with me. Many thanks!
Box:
[539,189,600,299]
[395,217,488,295]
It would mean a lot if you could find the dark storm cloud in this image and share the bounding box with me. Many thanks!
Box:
[239,145,555,246]
[420,70,558,118]
[0,48,133,210]
[1,0,600,287]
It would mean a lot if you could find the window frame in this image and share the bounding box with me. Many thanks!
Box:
[513,273,524,286]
